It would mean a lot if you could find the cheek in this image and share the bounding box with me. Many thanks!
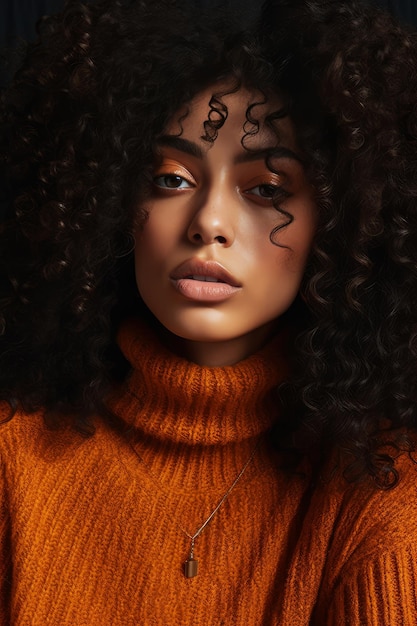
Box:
[262,246,311,316]
[134,209,176,273]
[135,194,192,257]
[267,225,316,274]
[281,238,314,275]
[133,224,157,297]
[255,218,316,309]
[274,207,317,273]
[133,208,182,308]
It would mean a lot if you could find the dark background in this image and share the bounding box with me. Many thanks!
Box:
[375,0,417,23]
[1,0,416,46]
[1,0,416,88]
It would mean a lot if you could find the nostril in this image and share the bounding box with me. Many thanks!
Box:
[190,232,228,244]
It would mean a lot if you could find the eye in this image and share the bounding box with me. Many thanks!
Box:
[153,174,194,190]
[244,183,286,205]
[246,183,281,199]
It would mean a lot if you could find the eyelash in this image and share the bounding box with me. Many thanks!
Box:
[153,174,195,190]
[245,183,282,200]
[244,181,292,208]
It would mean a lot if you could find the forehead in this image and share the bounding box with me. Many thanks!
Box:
[165,84,297,150]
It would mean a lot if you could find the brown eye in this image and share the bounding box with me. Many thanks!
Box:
[257,184,280,198]
[246,183,281,200]
[153,175,194,189]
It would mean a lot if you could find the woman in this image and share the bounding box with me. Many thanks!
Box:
[1,0,417,623]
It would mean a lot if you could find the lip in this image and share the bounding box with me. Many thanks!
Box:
[171,259,241,286]
[170,259,241,302]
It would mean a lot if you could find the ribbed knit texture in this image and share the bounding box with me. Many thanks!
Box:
[1,319,417,625]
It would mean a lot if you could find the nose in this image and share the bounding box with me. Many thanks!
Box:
[187,186,236,247]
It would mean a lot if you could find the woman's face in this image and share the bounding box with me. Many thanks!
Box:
[134,86,316,365]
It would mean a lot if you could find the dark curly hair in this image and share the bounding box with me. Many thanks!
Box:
[1,0,417,486]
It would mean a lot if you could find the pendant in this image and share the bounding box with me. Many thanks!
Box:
[184,557,198,578]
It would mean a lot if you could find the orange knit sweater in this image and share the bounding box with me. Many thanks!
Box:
[1,319,417,625]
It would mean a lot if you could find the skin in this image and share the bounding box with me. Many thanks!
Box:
[134,85,317,366]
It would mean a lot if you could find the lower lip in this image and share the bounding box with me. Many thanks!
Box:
[171,278,240,302]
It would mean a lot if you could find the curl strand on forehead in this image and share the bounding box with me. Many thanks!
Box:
[167,81,303,159]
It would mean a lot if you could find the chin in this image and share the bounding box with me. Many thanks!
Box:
[166,324,233,344]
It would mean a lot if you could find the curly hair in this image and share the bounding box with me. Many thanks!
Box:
[1,0,417,486]
[265,0,417,486]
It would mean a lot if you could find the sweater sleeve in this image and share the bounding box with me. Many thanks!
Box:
[0,454,12,626]
[325,545,417,625]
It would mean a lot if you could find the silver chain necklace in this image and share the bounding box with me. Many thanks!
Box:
[129,440,260,578]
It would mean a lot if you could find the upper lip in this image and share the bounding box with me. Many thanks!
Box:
[170,259,241,287]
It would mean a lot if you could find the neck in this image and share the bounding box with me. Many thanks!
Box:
[157,320,281,367]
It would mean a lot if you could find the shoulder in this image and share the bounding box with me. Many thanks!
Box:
[322,450,417,558]
[313,450,417,619]
[313,451,417,623]
[0,402,46,461]
[0,401,129,525]
[0,401,114,476]
[344,450,417,530]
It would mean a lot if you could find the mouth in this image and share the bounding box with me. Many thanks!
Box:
[170,259,241,302]
[186,275,225,283]
[171,259,241,287]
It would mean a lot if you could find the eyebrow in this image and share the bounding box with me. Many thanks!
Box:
[156,135,303,165]
[156,136,204,159]
[235,147,303,164]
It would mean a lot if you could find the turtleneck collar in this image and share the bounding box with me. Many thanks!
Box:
[112,318,290,448]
